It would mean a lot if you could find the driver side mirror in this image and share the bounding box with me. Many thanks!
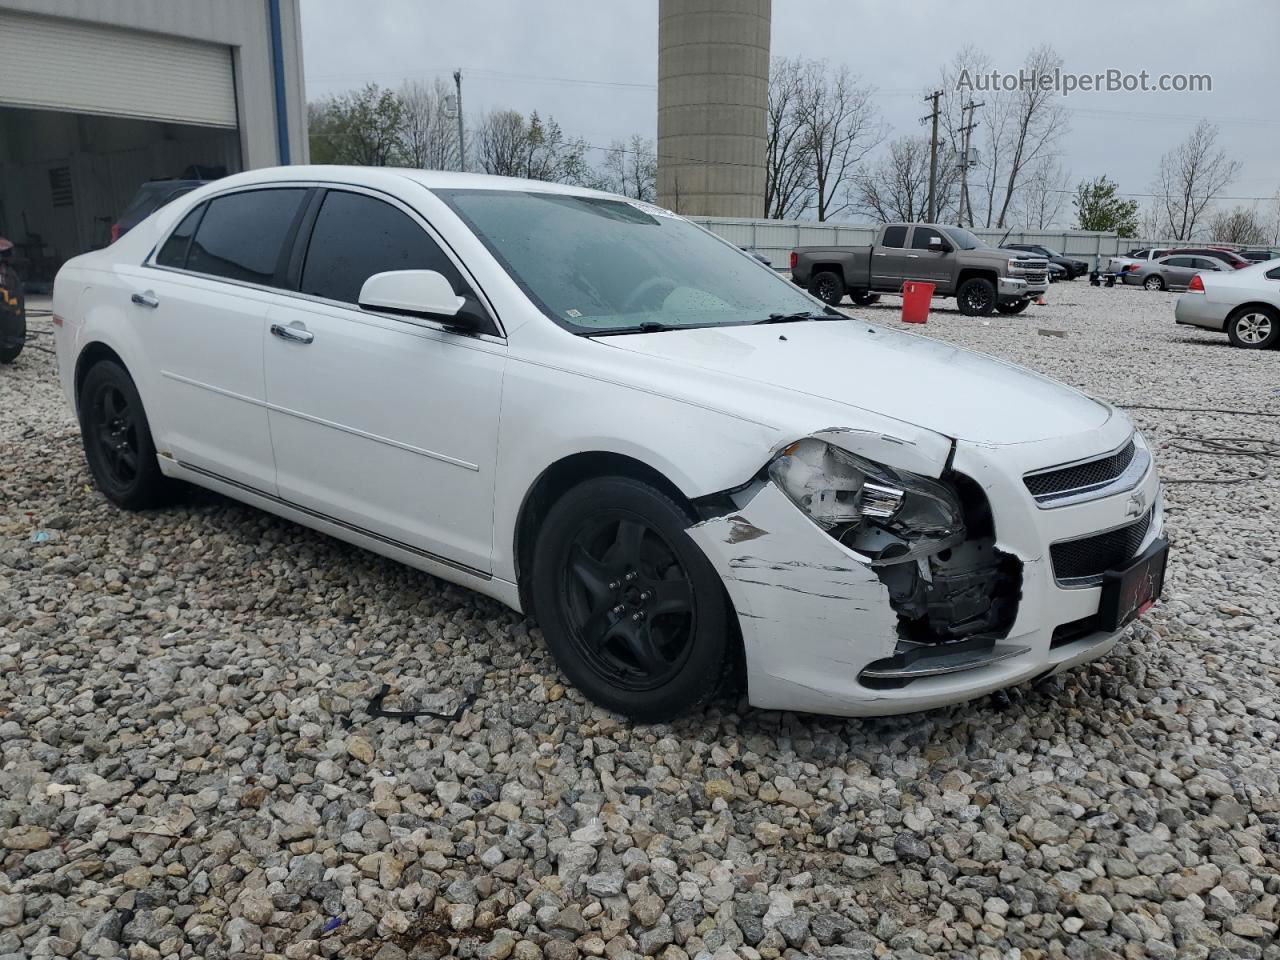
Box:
[358,270,491,334]
[928,236,951,253]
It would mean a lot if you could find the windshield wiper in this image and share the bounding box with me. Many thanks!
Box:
[753,311,842,325]
[588,320,682,336]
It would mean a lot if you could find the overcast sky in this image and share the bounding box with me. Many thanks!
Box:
[301,0,1280,220]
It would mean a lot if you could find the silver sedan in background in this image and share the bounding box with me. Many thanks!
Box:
[1125,254,1235,290]
[1175,259,1280,348]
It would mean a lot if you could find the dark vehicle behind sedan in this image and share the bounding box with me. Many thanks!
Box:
[111,180,207,244]
[1005,243,1089,279]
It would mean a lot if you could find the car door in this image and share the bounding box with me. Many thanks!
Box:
[262,187,505,574]
[129,186,309,493]
[871,225,912,288]
[905,226,952,284]
[1162,256,1196,286]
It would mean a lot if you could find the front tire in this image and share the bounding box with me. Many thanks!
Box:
[1226,306,1279,349]
[1143,275,1165,291]
[995,299,1030,315]
[0,266,23,363]
[957,277,996,316]
[78,360,173,509]
[809,271,845,306]
[530,476,730,721]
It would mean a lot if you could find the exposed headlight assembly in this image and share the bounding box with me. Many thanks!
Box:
[768,438,965,565]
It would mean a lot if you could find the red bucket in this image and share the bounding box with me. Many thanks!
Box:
[901,281,934,324]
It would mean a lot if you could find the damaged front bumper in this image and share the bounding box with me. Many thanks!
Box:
[687,423,1164,717]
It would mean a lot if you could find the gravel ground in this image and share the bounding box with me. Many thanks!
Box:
[2,283,1279,960]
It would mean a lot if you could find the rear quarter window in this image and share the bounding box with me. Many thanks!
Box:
[185,189,306,286]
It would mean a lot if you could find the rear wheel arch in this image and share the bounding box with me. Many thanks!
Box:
[74,342,129,412]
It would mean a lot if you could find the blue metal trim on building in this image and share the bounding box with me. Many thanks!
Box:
[267,0,290,164]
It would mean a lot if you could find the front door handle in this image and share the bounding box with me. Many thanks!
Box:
[271,322,314,345]
[131,292,159,308]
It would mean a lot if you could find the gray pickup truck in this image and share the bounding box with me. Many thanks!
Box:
[790,223,1050,316]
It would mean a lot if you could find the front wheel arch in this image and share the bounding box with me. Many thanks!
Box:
[514,451,696,617]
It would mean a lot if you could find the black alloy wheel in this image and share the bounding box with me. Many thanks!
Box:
[560,514,695,692]
[78,360,173,509]
[530,476,731,720]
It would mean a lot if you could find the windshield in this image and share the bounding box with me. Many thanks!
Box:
[1039,247,1061,257]
[435,189,822,333]
[942,226,984,250]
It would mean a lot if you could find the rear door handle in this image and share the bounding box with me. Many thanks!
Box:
[271,322,314,345]
[131,292,159,308]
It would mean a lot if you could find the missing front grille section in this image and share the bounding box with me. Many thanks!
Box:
[1051,507,1153,584]
[1025,440,1136,499]
[876,473,1023,645]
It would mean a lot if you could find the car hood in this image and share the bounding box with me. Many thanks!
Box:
[599,320,1111,445]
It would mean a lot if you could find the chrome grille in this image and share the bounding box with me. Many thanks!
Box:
[1050,508,1153,585]
[1022,269,1048,285]
[1025,440,1137,500]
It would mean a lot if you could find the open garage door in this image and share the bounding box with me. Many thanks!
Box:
[0,10,236,128]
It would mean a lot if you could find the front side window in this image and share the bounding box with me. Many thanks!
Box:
[435,190,820,334]
[300,190,471,304]
[942,227,983,250]
[911,227,945,250]
[186,189,306,286]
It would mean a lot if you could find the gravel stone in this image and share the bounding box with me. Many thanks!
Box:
[3,287,1278,958]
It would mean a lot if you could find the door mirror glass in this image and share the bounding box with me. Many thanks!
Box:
[928,235,950,252]
[359,269,465,320]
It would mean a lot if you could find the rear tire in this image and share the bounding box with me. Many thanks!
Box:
[530,476,731,721]
[1226,305,1279,349]
[1143,275,1165,291]
[957,277,996,316]
[995,299,1030,315]
[809,271,845,306]
[78,359,174,509]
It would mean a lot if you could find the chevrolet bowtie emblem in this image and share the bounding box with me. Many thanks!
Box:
[1126,491,1147,518]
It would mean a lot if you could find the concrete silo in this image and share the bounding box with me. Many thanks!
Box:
[657,0,770,217]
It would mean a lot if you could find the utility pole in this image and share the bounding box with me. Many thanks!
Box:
[453,69,465,172]
[921,90,943,222]
[958,99,983,227]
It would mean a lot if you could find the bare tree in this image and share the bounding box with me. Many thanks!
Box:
[854,135,958,223]
[1151,120,1241,240]
[602,136,656,201]
[475,110,593,186]
[475,109,527,178]
[992,46,1069,228]
[939,45,1068,228]
[795,61,883,221]
[1269,189,1280,245]
[1208,206,1268,246]
[1015,157,1071,229]
[765,57,814,219]
[398,78,457,170]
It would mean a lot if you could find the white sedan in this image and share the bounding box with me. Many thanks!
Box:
[52,167,1167,720]
[1174,258,1280,349]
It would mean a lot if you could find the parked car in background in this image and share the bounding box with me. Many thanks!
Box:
[792,223,1049,315]
[0,236,24,363]
[1241,248,1280,263]
[1107,247,1172,275]
[1169,247,1251,270]
[52,166,1166,720]
[111,180,208,244]
[1046,261,1067,283]
[1175,260,1280,349]
[1124,254,1235,290]
[1005,243,1089,279]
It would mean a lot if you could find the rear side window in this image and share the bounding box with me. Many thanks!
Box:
[186,189,306,286]
[300,190,470,305]
[1267,267,1280,280]
[1165,257,1192,268]
[156,205,204,268]
[881,226,908,248]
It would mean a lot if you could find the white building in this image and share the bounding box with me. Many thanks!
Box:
[0,0,308,283]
